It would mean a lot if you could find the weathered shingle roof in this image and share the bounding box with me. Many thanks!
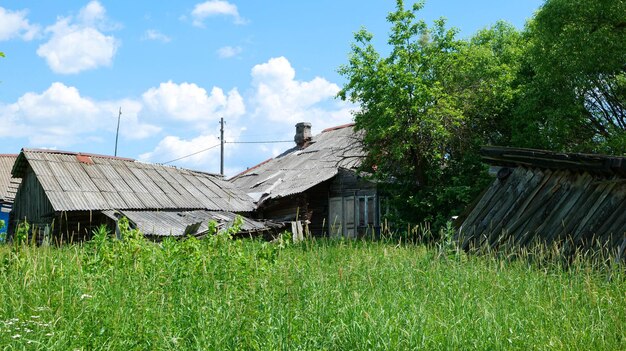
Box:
[230,124,364,205]
[0,155,20,203]
[12,149,255,212]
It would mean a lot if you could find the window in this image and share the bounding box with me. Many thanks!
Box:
[357,195,376,234]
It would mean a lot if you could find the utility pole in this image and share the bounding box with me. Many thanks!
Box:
[114,107,122,157]
[220,117,224,176]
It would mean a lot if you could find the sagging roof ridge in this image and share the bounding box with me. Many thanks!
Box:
[230,122,357,180]
[21,148,135,162]
[322,123,355,133]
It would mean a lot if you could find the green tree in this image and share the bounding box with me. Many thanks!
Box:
[515,0,626,153]
[338,1,522,231]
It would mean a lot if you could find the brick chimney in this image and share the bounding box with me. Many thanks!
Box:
[294,122,312,148]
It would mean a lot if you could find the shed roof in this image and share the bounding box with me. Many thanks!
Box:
[458,147,626,260]
[230,124,365,205]
[481,146,626,175]
[12,149,255,212]
[0,154,20,203]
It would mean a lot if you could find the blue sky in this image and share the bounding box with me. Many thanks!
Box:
[0,0,543,177]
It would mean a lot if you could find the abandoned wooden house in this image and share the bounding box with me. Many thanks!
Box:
[456,146,626,259]
[0,154,20,235]
[230,122,381,237]
[9,149,272,242]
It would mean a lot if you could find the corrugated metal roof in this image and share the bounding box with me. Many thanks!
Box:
[0,155,21,203]
[12,149,256,212]
[101,209,274,237]
[230,124,365,205]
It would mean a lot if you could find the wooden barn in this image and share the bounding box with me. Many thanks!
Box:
[456,146,626,259]
[9,149,272,242]
[0,154,20,235]
[231,122,381,238]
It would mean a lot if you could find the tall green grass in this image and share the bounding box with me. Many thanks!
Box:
[0,225,623,350]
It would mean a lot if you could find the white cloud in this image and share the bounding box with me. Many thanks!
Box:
[142,29,171,43]
[139,134,221,167]
[250,56,352,127]
[191,0,246,26]
[36,1,119,74]
[217,45,242,58]
[78,1,106,25]
[0,7,40,41]
[142,81,245,125]
[0,82,159,148]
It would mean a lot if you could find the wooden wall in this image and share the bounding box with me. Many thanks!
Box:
[9,166,116,243]
[457,166,626,259]
[255,171,379,237]
[9,165,55,239]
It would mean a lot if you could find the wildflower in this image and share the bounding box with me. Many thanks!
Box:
[12,334,21,339]
[80,294,93,300]
[30,315,40,319]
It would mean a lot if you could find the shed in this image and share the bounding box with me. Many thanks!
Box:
[0,154,20,235]
[9,149,271,242]
[457,146,626,259]
[231,122,381,237]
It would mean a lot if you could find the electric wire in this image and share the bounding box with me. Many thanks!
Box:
[161,143,221,165]
[160,139,292,165]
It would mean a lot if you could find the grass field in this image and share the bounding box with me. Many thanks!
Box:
[0,225,624,350]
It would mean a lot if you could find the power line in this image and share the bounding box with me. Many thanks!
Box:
[160,139,292,165]
[162,143,221,165]
[226,140,292,144]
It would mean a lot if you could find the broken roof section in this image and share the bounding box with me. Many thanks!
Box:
[230,123,365,205]
[101,210,274,238]
[12,148,256,213]
[0,155,20,204]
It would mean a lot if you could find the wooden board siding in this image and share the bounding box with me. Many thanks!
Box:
[457,166,626,259]
[9,166,55,236]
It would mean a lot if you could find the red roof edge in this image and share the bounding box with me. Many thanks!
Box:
[22,148,135,162]
[230,157,273,179]
[322,123,355,133]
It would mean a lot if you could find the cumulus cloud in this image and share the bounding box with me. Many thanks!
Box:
[142,81,245,125]
[250,56,353,128]
[0,82,160,148]
[0,7,40,41]
[36,1,119,74]
[217,45,242,58]
[191,0,246,26]
[142,29,171,43]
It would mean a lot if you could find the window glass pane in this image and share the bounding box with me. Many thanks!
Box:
[367,197,375,225]
[358,197,365,226]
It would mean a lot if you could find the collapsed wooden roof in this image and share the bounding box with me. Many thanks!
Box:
[230,124,365,206]
[458,146,626,258]
[12,149,256,213]
[101,210,277,238]
[0,154,20,204]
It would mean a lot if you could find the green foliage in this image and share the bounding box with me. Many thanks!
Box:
[339,1,518,232]
[14,220,30,247]
[0,238,623,350]
[514,0,626,154]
